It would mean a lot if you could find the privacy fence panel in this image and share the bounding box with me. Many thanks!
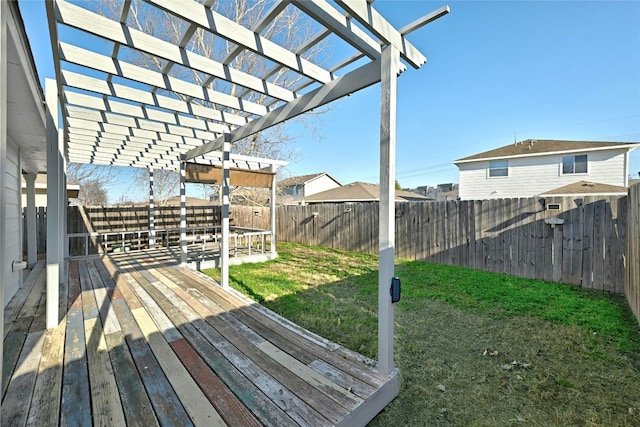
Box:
[625,184,640,323]
[277,196,627,293]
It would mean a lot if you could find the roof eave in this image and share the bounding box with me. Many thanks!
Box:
[454,143,640,165]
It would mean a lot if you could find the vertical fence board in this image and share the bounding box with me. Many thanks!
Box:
[592,200,605,291]
[625,184,640,323]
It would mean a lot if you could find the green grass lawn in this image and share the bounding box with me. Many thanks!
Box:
[204,242,640,426]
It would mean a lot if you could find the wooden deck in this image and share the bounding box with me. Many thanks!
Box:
[2,250,399,426]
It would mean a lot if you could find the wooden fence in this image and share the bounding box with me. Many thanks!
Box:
[23,195,640,323]
[277,196,628,293]
[625,185,640,322]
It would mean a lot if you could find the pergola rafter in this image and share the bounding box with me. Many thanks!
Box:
[45,0,449,386]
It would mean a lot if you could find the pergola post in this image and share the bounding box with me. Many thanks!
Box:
[60,137,67,268]
[180,156,187,266]
[378,45,400,375]
[25,172,38,267]
[220,135,231,288]
[270,165,277,255]
[45,78,60,328]
[0,0,6,390]
[149,167,156,249]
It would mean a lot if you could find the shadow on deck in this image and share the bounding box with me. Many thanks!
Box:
[2,250,399,426]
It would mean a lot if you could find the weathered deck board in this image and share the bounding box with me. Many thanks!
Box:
[1,330,45,426]
[3,260,45,338]
[60,305,91,426]
[133,307,227,426]
[2,250,399,426]
[27,319,66,427]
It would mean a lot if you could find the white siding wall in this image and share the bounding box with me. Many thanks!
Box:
[458,149,628,200]
[4,139,22,304]
[304,175,340,197]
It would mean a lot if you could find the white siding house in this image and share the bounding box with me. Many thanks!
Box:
[3,140,22,302]
[455,140,639,200]
[279,172,341,203]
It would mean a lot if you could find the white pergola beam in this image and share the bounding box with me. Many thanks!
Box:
[147,0,332,85]
[66,105,222,140]
[186,58,383,159]
[62,69,267,118]
[335,0,427,69]
[222,0,290,66]
[295,0,381,61]
[65,116,211,148]
[399,6,451,35]
[55,0,296,103]
[60,42,273,123]
[64,90,248,129]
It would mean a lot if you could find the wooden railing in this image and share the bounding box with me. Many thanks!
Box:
[66,226,271,259]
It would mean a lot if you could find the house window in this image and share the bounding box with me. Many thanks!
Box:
[562,155,587,174]
[489,160,508,177]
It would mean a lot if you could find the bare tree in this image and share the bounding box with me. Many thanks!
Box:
[96,1,328,202]
[133,168,181,206]
[77,179,108,206]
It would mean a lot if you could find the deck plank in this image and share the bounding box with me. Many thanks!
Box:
[3,260,45,337]
[170,265,386,388]
[104,328,160,427]
[109,283,193,427]
[169,338,262,427]
[2,316,34,398]
[86,260,122,334]
[27,320,67,427]
[132,306,227,426]
[3,251,398,427]
[1,330,45,426]
[84,317,127,426]
[60,306,92,426]
[125,262,340,426]
[77,260,99,320]
[119,262,300,426]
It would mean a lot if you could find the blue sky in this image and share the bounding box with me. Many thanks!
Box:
[18,0,640,201]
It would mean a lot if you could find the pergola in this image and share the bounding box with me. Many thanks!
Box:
[44,0,449,376]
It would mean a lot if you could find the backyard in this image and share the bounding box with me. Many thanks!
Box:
[205,242,640,426]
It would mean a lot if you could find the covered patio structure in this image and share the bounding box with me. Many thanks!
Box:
[2,0,449,425]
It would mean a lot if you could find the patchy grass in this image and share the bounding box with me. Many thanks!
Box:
[204,242,640,426]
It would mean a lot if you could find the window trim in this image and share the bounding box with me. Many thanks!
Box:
[561,154,588,175]
[488,160,509,178]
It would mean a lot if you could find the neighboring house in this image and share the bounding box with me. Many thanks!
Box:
[408,183,457,201]
[20,173,80,207]
[305,181,431,203]
[455,139,640,200]
[2,1,47,303]
[278,172,341,203]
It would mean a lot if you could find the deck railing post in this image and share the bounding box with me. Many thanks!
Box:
[378,45,400,375]
[149,167,156,249]
[180,155,187,266]
[270,165,277,255]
